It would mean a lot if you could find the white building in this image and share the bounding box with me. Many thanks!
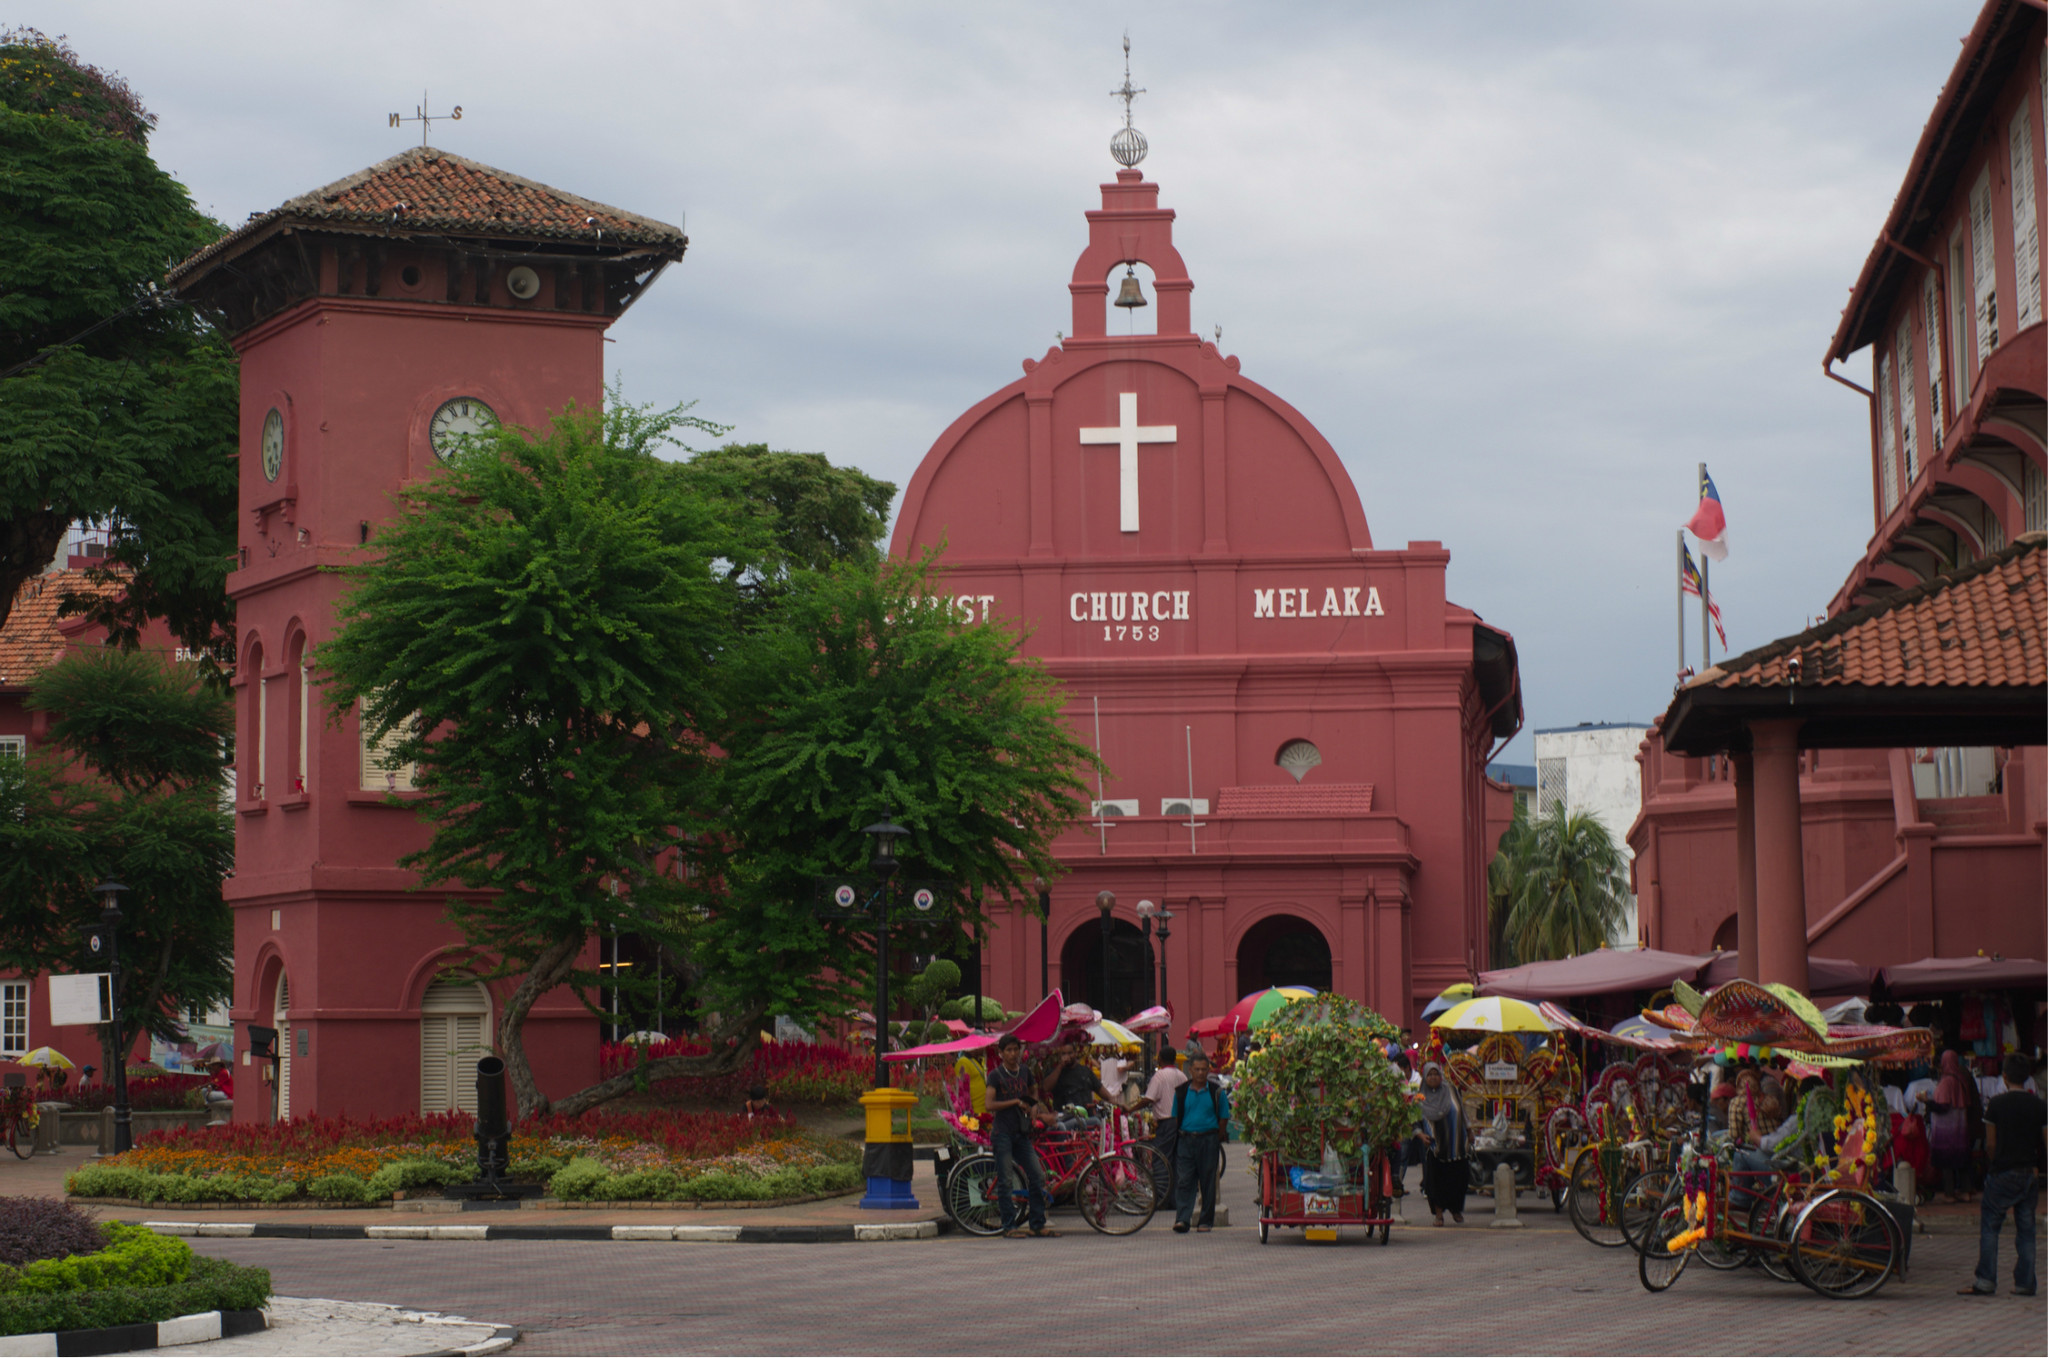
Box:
[1533,722,1651,948]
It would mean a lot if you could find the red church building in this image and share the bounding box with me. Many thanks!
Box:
[891,159,1521,1030]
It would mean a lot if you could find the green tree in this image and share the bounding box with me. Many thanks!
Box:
[1488,802,1632,965]
[0,648,234,1075]
[0,29,237,663]
[693,553,1098,1037]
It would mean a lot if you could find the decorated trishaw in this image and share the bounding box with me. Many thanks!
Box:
[1629,979,1935,1298]
[1424,997,1581,1208]
[1234,993,1410,1246]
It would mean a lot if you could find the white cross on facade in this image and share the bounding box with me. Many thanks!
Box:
[1078,392,1177,533]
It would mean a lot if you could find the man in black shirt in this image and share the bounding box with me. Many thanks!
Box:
[1961,1053,2044,1296]
[986,1035,1057,1238]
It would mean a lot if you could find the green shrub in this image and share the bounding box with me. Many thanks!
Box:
[547,1158,609,1201]
[0,1255,269,1337]
[62,1165,153,1200]
[367,1159,464,1197]
[1,1224,192,1296]
[306,1174,376,1204]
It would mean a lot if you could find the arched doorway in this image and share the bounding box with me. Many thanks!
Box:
[1236,914,1332,995]
[1060,919,1154,1020]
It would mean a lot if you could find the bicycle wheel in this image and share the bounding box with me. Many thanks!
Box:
[1635,1196,1691,1294]
[1075,1153,1156,1235]
[942,1153,1009,1237]
[1747,1195,1799,1284]
[1789,1190,1898,1299]
[1568,1147,1626,1248]
[6,1117,29,1160]
[1617,1167,1675,1252]
[1122,1141,1171,1209]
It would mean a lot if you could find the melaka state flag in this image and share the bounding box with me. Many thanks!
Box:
[1687,466,1728,561]
[1680,542,1727,649]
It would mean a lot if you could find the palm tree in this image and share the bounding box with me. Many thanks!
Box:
[1488,803,1631,965]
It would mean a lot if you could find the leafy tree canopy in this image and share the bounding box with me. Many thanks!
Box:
[0,647,234,1074]
[0,28,236,667]
[1487,802,1632,966]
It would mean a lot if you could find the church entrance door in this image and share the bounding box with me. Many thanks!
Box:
[1236,915,1333,996]
[1060,920,1154,1021]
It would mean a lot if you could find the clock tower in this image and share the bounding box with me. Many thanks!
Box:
[168,148,686,1120]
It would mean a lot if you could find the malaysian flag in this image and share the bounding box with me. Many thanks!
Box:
[1681,541,1727,648]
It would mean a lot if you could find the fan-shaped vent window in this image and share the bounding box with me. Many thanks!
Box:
[1276,740,1321,783]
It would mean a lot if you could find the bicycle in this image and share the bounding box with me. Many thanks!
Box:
[2,1086,39,1160]
[945,1104,1159,1236]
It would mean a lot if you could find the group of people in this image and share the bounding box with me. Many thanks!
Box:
[974,1034,1232,1238]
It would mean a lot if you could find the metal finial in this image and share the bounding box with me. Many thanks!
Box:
[1109,33,1148,168]
[388,91,463,147]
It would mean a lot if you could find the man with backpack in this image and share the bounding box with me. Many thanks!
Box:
[1171,1051,1230,1233]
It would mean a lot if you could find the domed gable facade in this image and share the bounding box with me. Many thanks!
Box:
[891,168,1521,1028]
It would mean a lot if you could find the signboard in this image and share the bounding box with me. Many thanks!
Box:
[48,973,112,1027]
[1483,1061,1520,1082]
[812,878,873,921]
[911,887,936,913]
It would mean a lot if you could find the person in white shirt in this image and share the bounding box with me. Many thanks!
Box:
[1143,1046,1190,1194]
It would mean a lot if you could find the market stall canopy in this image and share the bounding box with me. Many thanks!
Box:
[1478,948,1713,1001]
[1003,991,1065,1044]
[1538,1002,1682,1052]
[883,1033,996,1063]
[1698,953,1876,996]
[1880,955,2048,998]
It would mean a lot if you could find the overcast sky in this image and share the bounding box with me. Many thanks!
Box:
[14,1,1971,762]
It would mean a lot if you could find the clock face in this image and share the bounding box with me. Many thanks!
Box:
[429,397,499,459]
[261,408,284,482]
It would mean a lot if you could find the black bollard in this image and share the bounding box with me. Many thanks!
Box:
[475,1055,510,1186]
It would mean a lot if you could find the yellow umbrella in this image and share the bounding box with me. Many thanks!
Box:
[15,1047,74,1070]
[1430,996,1552,1033]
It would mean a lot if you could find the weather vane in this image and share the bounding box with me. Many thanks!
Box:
[389,92,462,147]
[1109,34,1148,168]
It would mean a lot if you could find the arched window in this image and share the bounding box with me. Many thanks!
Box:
[242,639,266,801]
[285,630,309,796]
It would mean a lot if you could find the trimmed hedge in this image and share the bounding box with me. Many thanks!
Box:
[2,1224,190,1294]
[545,1156,859,1202]
[0,1255,270,1338]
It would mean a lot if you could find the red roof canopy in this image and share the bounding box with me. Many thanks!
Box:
[1698,954,1877,997]
[1477,948,1712,1001]
[1882,956,2048,999]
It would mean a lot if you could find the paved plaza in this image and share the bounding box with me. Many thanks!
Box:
[181,1166,2043,1357]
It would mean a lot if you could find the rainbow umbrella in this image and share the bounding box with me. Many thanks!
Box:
[1225,986,1317,1033]
[1430,996,1552,1033]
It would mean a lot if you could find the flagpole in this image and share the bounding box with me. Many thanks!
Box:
[1676,529,1686,678]
[1698,462,1710,669]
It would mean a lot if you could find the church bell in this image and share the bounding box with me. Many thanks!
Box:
[1113,267,1148,309]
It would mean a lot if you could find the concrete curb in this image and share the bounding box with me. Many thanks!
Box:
[0,1306,265,1357]
[141,1219,947,1244]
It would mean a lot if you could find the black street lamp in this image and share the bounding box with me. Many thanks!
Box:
[1033,876,1050,999]
[1134,899,1158,1012]
[1095,890,1115,1016]
[90,880,132,1153]
[1156,907,1173,1016]
[862,815,908,1089]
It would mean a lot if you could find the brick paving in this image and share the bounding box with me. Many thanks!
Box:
[177,1165,2044,1356]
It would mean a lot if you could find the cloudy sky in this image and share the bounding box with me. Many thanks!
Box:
[16,1,1971,761]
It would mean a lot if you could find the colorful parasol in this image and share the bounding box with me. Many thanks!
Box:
[1079,1019,1143,1050]
[1059,1002,1101,1026]
[1420,983,1475,1021]
[1431,995,1553,1033]
[15,1048,73,1070]
[1121,1006,1173,1034]
[1223,986,1317,1033]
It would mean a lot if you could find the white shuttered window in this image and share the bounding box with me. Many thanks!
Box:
[1921,272,1945,439]
[1895,316,1918,485]
[420,981,491,1115]
[1970,168,1999,361]
[359,698,417,792]
[274,974,291,1122]
[1877,353,1900,513]
[2011,104,2041,330]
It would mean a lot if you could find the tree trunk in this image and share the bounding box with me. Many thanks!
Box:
[547,1006,766,1119]
[497,934,586,1119]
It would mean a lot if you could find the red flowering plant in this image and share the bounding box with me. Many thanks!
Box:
[601,1039,869,1105]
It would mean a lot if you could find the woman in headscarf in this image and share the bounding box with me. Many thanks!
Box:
[1922,1049,1977,1202]
[1416,1062,1470,1227]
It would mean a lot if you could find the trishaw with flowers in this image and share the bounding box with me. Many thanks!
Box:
[1423,1022,1582,1208]
[1631,979,1934,1298]
[1235,994,1410,1246]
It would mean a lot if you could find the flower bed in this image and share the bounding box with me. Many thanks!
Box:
[64,1109,860,1206]
[50,1075,209,1113]
[599,1038,871,1105]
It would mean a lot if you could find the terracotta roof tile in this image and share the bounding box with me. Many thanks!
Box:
[0,572,114,690]
[1691,532,2044,693]
[170,148,683,283]
[1215,783,1375,815]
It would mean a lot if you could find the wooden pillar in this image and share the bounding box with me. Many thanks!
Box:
[1749,720,1810,994]
[1733,752,1758,982]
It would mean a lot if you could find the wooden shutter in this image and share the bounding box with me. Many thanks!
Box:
[1876,352,1899,513]
[359,697,417,792]
[1921,271,1944,439]
[1970,168,1998,360]
[1895,316,1917,485]
[1949,228,1972,385]
[420,982,490,1115]
[274,974,290,1121]
[2011,104,2041,330]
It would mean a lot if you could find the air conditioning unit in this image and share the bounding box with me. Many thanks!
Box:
[1161,799,1210,816]
[1090,799,1139,818]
